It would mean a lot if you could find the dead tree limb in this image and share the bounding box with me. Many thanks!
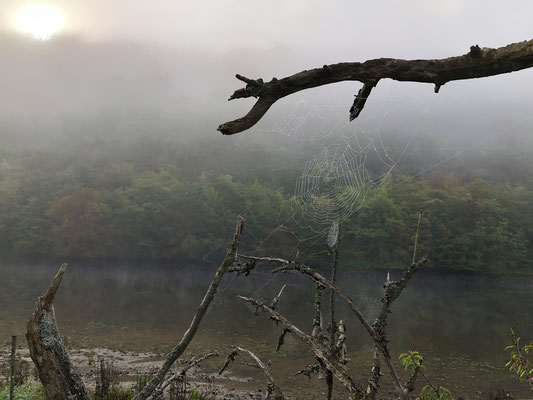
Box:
[268,256,427,399]
[269,261,377,341]
[366,347,382,399]
[220,346,284,400]
[371,258,429,398]
[295,364,320,379]
[275,328,290,352]
[269,284,286,310]
[311,282,324,340]
[218,348,239,375]
[239,296,365,398]
[147,352,219,400]
[26,263,90,400]
[218,38,533,134]
[327,237,340,400]
[134,217,244,400]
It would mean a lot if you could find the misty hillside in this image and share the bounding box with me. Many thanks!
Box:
[1,33,533,273]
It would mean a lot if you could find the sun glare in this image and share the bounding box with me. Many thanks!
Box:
[14,3,64,41]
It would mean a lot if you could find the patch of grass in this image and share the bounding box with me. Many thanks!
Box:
[0,380,46,400]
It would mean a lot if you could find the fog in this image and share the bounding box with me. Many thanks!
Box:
[0,1,532,149]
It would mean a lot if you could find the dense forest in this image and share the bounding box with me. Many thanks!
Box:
[1,125,531,274]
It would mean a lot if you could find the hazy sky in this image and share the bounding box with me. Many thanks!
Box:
[2,0,532,56]
[0,1,532,141]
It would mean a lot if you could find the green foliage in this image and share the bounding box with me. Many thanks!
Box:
[189,391,200,400]
[399,351,453,400]
[505,328,533,387]
[399,350,425,373]
[420,385,453,400]
[0,380,45,400]
[0,138,532,273]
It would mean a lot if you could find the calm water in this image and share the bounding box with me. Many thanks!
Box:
[1,262,532,398]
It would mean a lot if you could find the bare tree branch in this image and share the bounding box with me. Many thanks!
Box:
[218,346,284,400]
[218,348,240,376]
[238,295,365,397]
[134,217,244,400]
[295,364,320,379]
[275,328,290,352]
[270,284,287,310]
[271,261,377,341]
[218,38,533,134]
[371,257,429,398]
[148,352,219,400]
[269,256,427,399]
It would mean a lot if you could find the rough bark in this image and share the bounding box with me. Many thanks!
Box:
[218,38,533,134]
[134,217,244,400]
[366,347,381,400]
[26,263,90,400]
[371,258,428,398]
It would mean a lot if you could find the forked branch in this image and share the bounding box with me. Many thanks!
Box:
[239,296,365,398]
[219,346,284,400]
[218,38,533,134]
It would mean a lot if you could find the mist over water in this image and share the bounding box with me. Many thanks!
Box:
[2,262,532,397]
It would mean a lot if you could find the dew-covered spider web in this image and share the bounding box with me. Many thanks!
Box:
[269,90,401,236]
[293,139,369,233]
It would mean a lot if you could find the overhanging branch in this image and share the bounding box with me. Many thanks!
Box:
[218,38,533,135]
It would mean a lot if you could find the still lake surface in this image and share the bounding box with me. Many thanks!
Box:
[1,262,532,398]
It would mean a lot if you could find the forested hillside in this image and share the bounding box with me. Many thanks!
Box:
[1,130,531,274]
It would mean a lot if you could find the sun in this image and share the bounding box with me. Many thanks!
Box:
[14,3,65,41]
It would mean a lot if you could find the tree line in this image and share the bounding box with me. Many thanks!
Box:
[0,136,531,273]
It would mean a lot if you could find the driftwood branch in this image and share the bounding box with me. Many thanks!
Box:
[218,38,533,134]
[135,217,244,400]
[26,263,90,400]
[238,295,364,398]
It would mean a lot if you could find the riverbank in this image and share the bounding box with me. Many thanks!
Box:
[0,344,271,400]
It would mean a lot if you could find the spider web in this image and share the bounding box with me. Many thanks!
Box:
[293,139,368,233]
[270,90,402,235]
